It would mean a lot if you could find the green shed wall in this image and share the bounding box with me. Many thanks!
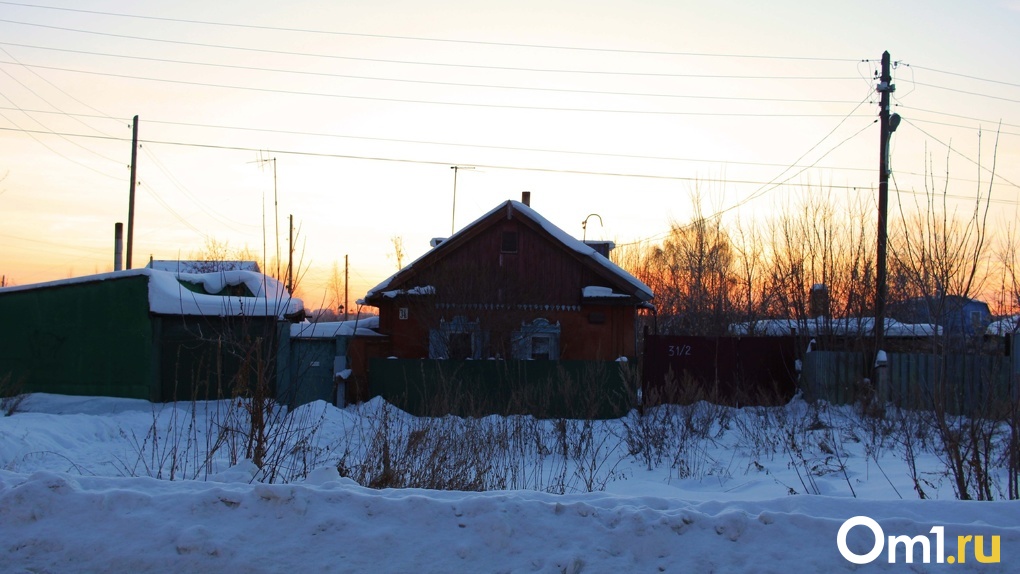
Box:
[0,275,157,400]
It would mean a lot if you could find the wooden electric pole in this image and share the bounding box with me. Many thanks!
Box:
[875,51,897,370]
[126,115,139,269]
[287,214,294,295]
[344,254,349,322]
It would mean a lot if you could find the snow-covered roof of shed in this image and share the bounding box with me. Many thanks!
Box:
[727,317,939,337]
[365,200,653,301]
[0,268,301,319]
[987,315,1020,335]
[150,269,301,318]
[147,260,261,273]
[290,316,382,338]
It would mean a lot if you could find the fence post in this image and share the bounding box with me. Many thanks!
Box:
[874,350,889,404]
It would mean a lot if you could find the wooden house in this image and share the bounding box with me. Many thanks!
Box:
[362,198,654,364]
[355,197,654,416]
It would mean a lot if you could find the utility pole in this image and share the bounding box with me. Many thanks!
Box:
[344,254,349,322]
[287,214,294,295]
[272,158,280,283]
[126,115,139,269]
[875,51,900,376]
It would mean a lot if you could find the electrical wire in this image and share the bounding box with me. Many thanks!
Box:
[0,19,860,80]
[0,2,859,62]
[140,145,262,234]
[0,45,120,138]
[615,93,880,248]
[0,105,882,173]
[0,41,862,105]
[903,63,1020,91]
[907,81,1020,105]
[0,125,880,189]
[0,60,869,118]
[900,117,1020,191]
[894,104,1020,131]
[905,116,1020,139]
[0,96,123,180]
[5,105,1007,189]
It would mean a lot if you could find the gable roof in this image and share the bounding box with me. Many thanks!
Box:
[363,200,653,304]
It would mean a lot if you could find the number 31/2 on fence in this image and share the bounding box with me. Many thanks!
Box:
[667,345,692,357]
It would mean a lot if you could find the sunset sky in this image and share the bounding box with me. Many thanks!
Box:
[2,1,1019,310]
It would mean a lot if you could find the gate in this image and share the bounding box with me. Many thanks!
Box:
[642,335,799,406]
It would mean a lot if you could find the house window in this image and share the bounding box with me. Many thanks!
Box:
[512,318,560,360]
[448,333,473,360]
[429,316,485,360]
[531,336,552,360]
[501,231,518,253]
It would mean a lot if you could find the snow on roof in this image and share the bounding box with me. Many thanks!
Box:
[365,200,653,301]
[728,317,940,337]
[987,315,1020,335]
[147,260,261,273]
[582,286,631,299]
[379,285,436,298]
[290,316,382,338]
[0,268,302,319]
[149,269,301,318]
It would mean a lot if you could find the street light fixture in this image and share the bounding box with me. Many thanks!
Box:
[582,213,603,242]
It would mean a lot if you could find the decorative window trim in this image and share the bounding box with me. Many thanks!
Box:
[429,316,486,360]
[511,318,561,360]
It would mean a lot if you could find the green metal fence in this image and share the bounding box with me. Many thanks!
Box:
[801,350,1014,414]
[368,359,633,419]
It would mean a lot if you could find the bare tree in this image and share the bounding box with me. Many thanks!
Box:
[627,194,735,336]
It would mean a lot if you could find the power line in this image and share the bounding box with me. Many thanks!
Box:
[904,63,1020,91]
[0,19,861,80]
[6,105,1007,188]
[0,45,120,138]
[901,117,1020,190]
[0,59,873,118]
[905,116,1020,139]
[893,103,1020,131]
[0,41,863,104]
[140,145,261,234]
[0,125,884,189]
[0,105,881,173]
[0,2,859,62]
[0,100,123,179]
[907,80,1020,105]
[697,93,879,220]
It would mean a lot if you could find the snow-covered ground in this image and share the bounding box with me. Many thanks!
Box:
[1,393,1017,572]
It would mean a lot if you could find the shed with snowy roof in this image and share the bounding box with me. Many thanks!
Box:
[0,268,303,401]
